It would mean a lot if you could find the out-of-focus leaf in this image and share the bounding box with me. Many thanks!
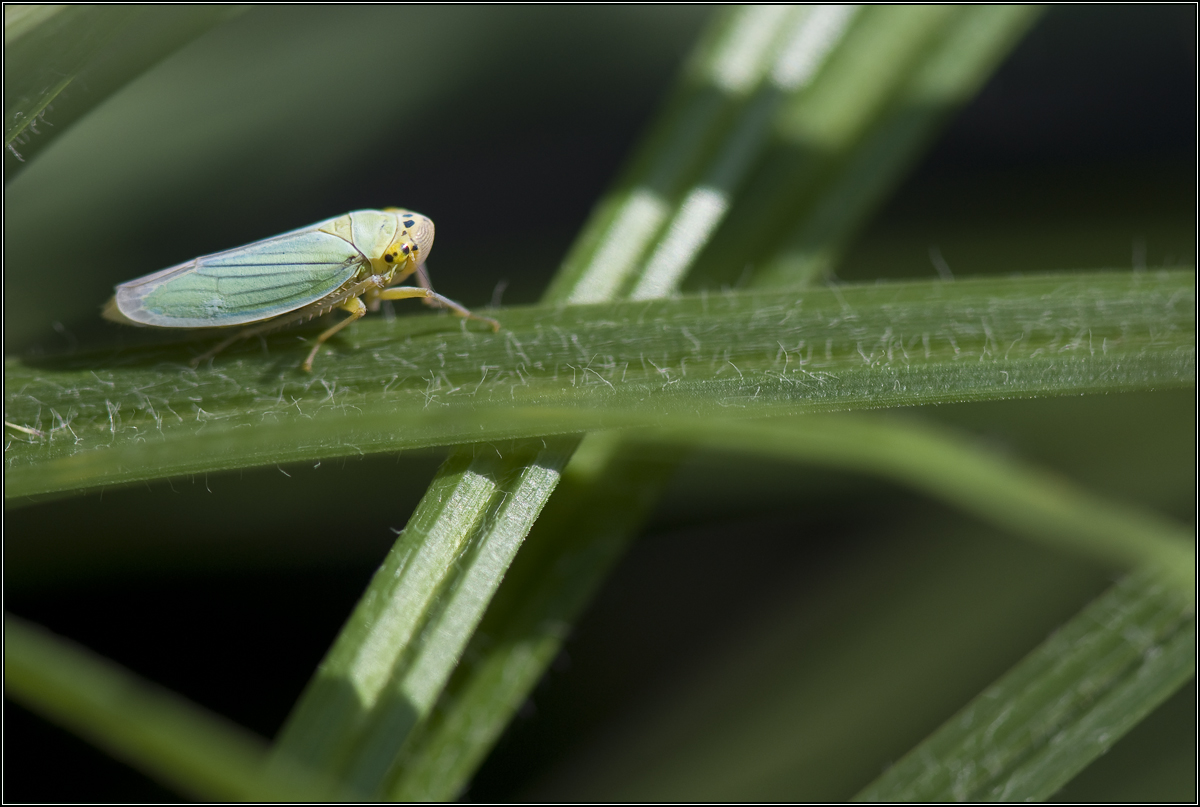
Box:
[4,5,239,180]
[643,415,1195,593]
[855,570,1196,802]
[3,613,344,801]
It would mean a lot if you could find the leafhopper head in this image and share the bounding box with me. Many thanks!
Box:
[380,209,435,274]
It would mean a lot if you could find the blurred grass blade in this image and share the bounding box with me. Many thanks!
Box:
[644,415,1196,594]
[4,6,239,181]
[3,612,342,801]
[5,5,137,159]
[387,400,1196,800]
[688,5,1040,291]
[756,5,1041,287]
[387,433,688,800]
[548,4,809,304]
[6,270,1193,503]
[854,570,1196,802]
[626,4,861,300]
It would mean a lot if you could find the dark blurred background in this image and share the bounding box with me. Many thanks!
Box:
[4,5,1195,801]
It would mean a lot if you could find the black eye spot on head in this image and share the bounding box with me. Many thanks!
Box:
[404,220,415,228]
[384,253,394,263]
[401,244,411,254]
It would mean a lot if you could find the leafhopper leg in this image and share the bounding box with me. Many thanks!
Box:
[190,276,388,369]
[302,297,367,372]
[376,285,500,331]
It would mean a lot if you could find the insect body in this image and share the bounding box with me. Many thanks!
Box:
[103,208,498,371]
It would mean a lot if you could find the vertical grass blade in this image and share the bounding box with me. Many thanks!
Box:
[549,4,806,304]
[627,4,861,300]
[756,4,1041,286]
[386,6,1043,800]
[338,438,579,794]
[270,439,576,787]
[388,433,683,800]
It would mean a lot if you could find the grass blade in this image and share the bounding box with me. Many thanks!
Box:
[854,570,1196,802]
[387,432,688,800]
[644,415,1196,594]
[269,437,578,791]
[3,613,342,801]
[6,270,1193,503]
[548,5,831,303]
[4,6,239,180]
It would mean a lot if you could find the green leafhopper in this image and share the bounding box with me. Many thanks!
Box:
[103,208,499,371]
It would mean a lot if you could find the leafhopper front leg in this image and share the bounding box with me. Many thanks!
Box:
[376,285,500,331]
[367,262,418,312]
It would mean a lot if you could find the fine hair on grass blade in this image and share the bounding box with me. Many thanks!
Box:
[6,271,1193,504]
